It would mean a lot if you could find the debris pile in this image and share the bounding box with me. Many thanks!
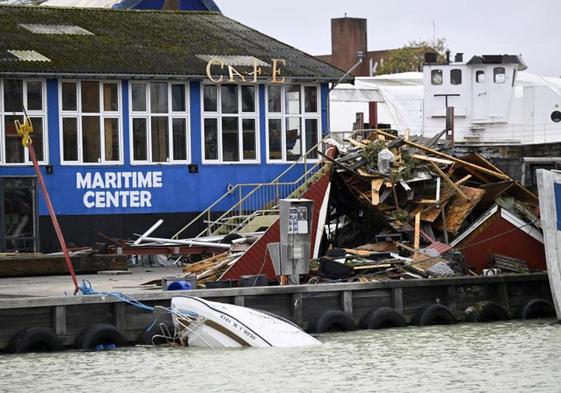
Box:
[317,129,543,281]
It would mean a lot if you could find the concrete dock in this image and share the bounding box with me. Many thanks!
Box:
[0,270,552,351]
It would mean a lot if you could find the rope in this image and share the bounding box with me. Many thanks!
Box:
[79,280,155,312]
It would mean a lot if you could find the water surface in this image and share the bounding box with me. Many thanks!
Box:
[1,320,560,392]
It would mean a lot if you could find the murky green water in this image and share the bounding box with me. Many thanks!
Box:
[1,320,560,393]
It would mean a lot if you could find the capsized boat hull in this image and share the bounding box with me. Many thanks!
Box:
[171,296,320,348]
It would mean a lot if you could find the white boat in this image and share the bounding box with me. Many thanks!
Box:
[170,296,320,348]
[536,169,561,321]
[331,54,561,145]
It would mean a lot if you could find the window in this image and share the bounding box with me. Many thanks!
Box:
[494,67,506,84]
[130,82,189,163]
[450,69,462,85]
[476,70,486,83]
[431,69,443,85]
[266,84,321,162]
[1,79,46,164]
[202,84,258,163]
[60,81,121,164]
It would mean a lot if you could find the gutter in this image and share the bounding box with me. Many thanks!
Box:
[0,71,346,83]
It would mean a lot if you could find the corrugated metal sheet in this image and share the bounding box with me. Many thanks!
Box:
[221,171,332,281]
[0,6,348,80]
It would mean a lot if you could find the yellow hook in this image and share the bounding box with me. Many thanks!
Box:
[15,114,33,147]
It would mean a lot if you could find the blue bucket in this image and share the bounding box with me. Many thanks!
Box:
[166,281,192,291]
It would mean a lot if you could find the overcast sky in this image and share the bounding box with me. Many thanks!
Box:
[216,0,560,77]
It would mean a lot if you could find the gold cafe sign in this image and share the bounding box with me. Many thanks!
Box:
[205,57,286,84]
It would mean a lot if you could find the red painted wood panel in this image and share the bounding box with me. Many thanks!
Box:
[457,214,546,273]
[221,171,331,281]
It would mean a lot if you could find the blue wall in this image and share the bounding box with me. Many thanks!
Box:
[0,81,330,217]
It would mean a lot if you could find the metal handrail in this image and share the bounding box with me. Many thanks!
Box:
[194,162,326,238]
[172,132,339,240]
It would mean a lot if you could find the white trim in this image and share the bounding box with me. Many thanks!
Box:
[200,83,260,165]
[500,208,544,243]
[265,83,321,163]
[129,81,191,165]
[58,79,123,165]
[0,78,48,166]
[451,204,543,247]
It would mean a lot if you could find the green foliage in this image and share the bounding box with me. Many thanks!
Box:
[377,38,448,75]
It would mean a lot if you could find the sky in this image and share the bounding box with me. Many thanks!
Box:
[215,0,561,77]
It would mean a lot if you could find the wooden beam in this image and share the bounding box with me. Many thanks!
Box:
[411,154,454,166]
[430,162,469,200]
[414,212,421,252]
[455,174,472,186]
[372,128,510,180]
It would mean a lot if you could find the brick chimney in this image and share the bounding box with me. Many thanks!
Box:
[331,17,368,75]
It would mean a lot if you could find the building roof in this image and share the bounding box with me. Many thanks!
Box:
[0,5,348,81]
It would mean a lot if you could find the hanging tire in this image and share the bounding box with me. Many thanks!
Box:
[309,310,356,333]
[465,302,510,323]
[76,324,127,350]
[359,307,406,330]
[521,299,555,320]
[414,304,456,326]
[7,327,63,354]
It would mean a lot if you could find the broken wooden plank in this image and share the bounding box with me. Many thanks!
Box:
[430,161,469,200]
[412,154,454,166]
[435,185,486,235]
[414,212,421,252]
[371,178,384,205]
[372,128,511,180]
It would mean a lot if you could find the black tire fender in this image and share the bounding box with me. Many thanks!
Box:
[359,307,406,330]
[465,302,510,323]
[309,310,356,333]
[521,299,555,320]
[7,327,63,354]
[415,304,456,326]
[76,323,127,350]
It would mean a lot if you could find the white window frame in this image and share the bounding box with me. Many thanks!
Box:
[0,78,48,166]
[129,81,190,165]
[201,83,260,165]
[265,83,321,163]
[59,79,123,166]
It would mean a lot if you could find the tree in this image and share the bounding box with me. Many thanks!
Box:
[376,38,448,75]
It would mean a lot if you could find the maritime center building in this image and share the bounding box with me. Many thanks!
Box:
[0,5,347,252]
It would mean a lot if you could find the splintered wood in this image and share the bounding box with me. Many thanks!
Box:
[182,252,238,286]
[326,128,540,280]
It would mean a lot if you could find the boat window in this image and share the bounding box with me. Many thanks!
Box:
[61,80,122,164]
[476,70,486,83]
[1,79,47,165]
[203,83,258,163]
[431,69,443,85]
[266,84,321,162]
[450,69,462,85]
[129,81,189,164]
[494,67,506,84]
[552,111,561,123]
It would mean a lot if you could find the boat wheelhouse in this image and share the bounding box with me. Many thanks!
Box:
[0,5,348,252]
